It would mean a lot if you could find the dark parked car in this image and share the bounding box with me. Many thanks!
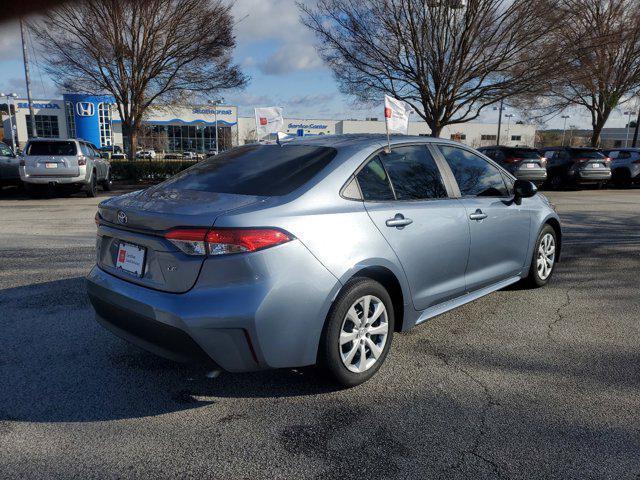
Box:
[540,147,611,189]
[477,146,547,185]
[0,141,21,189]
[602,148,640,186]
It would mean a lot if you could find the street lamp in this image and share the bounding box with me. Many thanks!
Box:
[207,98,224,155]
[504,113,514,144]
[493,100,505,145]
[0,92,18,153]
[560,115,571,146]
[623,111,636,147]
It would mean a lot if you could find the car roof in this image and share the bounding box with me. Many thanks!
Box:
[286,133,465,150]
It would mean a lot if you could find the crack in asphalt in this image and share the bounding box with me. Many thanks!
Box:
[426,340,510,479]
[547,288,572,341]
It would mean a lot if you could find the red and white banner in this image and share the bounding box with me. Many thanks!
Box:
[384,95,410,135]
[254,107,284,137]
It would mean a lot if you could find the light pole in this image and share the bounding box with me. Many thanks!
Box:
[493,99,504,145]
[560,115,571,146]
[623,111,636,147]
[504,113,514,144]
[208,98,224,154]
[0,92,18,152]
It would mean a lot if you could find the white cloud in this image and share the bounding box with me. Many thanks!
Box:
[0,21,21,61]
[258,43,323,75]
[232,0,324,76]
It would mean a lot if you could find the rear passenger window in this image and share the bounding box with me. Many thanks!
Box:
[438,145,509,197]
[356,157,395,201]
[380,145,447,200]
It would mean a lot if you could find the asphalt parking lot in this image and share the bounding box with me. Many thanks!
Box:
[0,187,639,479]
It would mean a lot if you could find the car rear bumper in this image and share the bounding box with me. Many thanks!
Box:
[515,169,547,182]
[19,166,90,185]
[86,240,341,372]
[572,169,611,183]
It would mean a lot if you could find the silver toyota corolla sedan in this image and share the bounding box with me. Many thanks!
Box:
[87,135,561,386]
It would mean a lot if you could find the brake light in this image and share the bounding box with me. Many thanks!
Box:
[540,157,547,167]
[604,157,611,166]
[78,155,87,166]
[165,227,293,256]
[505,156,523,163]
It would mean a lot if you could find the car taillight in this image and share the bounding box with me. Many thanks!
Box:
[505,156,523,163]
[575,157,590,163]
[165,227,293,256]
[604,157,611,166]
[95,212,101,226]
[540,157,547,167]
[78,156,87,166]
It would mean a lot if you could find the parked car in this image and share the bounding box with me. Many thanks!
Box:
[540,146,611,189]
[207,149,219,156]
[0,141,21,189]
[477,146,547,185]
[87,136,561,386]
[182,151,197,159]
[136,149,156,159]
[602,148,640,186]
[110,153,127,160]
[19,139,112,197]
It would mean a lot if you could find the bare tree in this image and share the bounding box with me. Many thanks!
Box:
[299,0,560,137]
[529,0,640,146]
[33,0,247,158]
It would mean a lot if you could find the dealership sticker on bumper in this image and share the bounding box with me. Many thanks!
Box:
[116,241,146,277]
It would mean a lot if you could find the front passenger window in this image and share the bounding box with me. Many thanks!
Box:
[438,146,509,197]
[380,145,448,200]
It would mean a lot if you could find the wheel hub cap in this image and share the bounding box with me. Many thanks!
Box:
[339,295,389,373]
[536,233,556,280]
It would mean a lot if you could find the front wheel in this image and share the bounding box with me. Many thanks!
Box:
[85,173,97,198]
[525,224,557,288]
[318,278,394,387]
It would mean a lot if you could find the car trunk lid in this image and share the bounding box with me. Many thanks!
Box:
[96,188,266,293]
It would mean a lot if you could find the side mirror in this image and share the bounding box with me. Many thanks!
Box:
[513,179,537,204]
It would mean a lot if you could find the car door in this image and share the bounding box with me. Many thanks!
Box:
[357,144,470,311]
[0,143,19,181]
[435,144,531,292]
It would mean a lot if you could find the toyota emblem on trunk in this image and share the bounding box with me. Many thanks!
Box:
[117,211,128,224]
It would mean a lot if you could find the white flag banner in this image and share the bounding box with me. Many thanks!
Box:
[254,107,284,137]
[384,95,410,135]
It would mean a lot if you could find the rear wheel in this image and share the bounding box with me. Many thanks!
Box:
[525,224,557,288]
[318,278,394,387]
[549,173,563,190]
[85,172,97,198]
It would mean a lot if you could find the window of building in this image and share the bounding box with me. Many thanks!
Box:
[450,134,466,140]
[480,134,497,141]
[511,135,522,141]
[381,146,448,200]
[98,103,112,147]
[65,101,76,138]
[356,156,395,201]
[26,115,60,139]
[438,145,509,197]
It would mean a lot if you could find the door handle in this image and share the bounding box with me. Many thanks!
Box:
[469,209,487,221]
[386,213,413,228]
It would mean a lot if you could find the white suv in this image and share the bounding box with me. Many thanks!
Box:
[19,139,112,197]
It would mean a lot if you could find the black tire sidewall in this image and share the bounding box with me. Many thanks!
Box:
[529,224,557,287]
[86,173,97,197]
[319,278,394,387]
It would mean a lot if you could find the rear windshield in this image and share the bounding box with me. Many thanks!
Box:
[570,149,605,159]
[27,141,77,156]
[157,144,337,196]
[507,148,540,159]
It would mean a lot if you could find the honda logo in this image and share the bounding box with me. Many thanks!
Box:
[75,102,95,117]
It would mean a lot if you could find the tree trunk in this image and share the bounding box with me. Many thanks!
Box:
[124,122,138,161]
[590,111,609,147]
[430,122,443,138]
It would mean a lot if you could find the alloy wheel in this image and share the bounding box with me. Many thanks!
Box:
[339,295,389,373]
[537,233,555,280]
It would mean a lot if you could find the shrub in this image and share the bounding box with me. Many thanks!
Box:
[110,160,198,183]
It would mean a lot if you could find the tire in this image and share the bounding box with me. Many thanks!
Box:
[524,224,557,288]
[318,278,394,387]
[85,172,97,198]
[549,174,563,190]
[101,168,112,191]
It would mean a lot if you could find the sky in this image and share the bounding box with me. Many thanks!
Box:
[0,0,637,129]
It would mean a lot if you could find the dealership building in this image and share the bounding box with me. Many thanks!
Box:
[2,94,537,153]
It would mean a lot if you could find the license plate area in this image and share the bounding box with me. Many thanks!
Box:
[115,241,146,277]
[45,162,58,169]
[525,163,536,168]
[591,163,602,168]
